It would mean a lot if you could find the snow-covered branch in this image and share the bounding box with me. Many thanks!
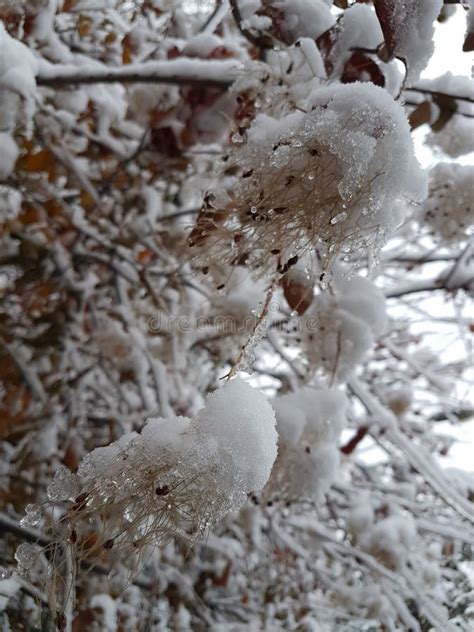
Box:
[36,59,241,88]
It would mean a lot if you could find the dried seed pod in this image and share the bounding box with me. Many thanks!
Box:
[188,83,425,278]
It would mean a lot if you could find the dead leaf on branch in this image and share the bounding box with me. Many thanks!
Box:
[408,101,432,130]
[341,52,385,87]
[431,93,458,132]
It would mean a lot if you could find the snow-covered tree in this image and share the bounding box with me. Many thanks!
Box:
[0,1,473,630]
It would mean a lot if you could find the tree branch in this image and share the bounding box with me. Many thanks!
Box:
[404,87,474,105]
[229,0,273,49]
[36,58,240,89]
[385,272,473,298]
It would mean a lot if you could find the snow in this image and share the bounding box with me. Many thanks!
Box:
[183,33,220,57]
[267,387,347,500]
[339,4,383,53]
[422,163,474,241]
[36,57,241,87]
[0,134,19,180]
[195,82,426,276]
[305,82,427,223]
[416,71,474,100]
[383,0,443,84]
[90,594,118,632]
[128,83,180,126]
[301,272,387,382]
[192,377,278,496]
[94,318,141,372]
[0,3,472,629]
[0,22,39,176]
[47,465,82,502]
[360,513,417,570]
[70,378,277,547]
[0,23,38,102]
[297,38,326,79]
[272,0,335,42]
[347,493,375,537]
[273,399,306,447]
[333,5,383,75]
[201,267,271,356]
[14,543,41,572]
[426,116,474,158]
[335,273,388,339]
[0,22,38,138]
[0,577,20,612]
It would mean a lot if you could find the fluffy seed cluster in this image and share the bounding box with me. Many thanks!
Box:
[300,272,387,382]
[423,163,474,242]
[189,83,426,279]
[265,387,347,502]
[48,379,277,562]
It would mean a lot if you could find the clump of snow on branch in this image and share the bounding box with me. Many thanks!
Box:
[360,512,417,570]
[300,272,387,382]
[376,0,443,84]
[47,378,277,560]
[265,387,347,501]
[427,116,474,158]
[0,22,38,178]
[416,71,474,100]
[189,82,426,279]
[0,134,20,181]
[192,377,278,496]
[266,0,335,42]
[423,163,474,241]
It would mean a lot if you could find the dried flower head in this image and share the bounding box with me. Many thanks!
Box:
[189,83,426,280]
[48,379,277,567]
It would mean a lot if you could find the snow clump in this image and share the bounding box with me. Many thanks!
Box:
[300,272,387,382]
[267,0,335,42]
[265,387,347,501]
[422,163,474,242]
[0,22,39,178]
[427,116,474,158]
[48,378,277,559]
[189,82,426,278]
[379,0,443,84]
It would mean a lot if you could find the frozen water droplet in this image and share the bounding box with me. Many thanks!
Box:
[47,466,81,502]
[20,504,41,527]
[15,543,38,570]
[330,211,348,225]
